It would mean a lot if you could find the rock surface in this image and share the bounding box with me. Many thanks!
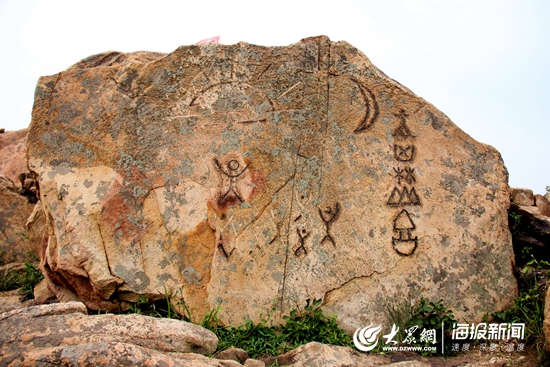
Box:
[545,286,550,353]
[27,36,516,328]
[0,176,41,264]
[535,194,550,217]
[509,188,550,264]
[511,188,535,207]
[0,302,223,366]
[0,129,28,184]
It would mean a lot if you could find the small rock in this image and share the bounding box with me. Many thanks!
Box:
[511,187,535,206]
[33,278,57,305]
[0,175,42,264]
[244,359,265,367]
[0,128,27,184]
[274,342,392,367]
[510,203,550,263]
[214,347,249,363]
[535,194,550,217]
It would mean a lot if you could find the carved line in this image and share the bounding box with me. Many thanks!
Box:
[294,228,311,257]
[387,186,421,207]
[318,203,340,247]
[214,158,250,204]
[393,167,416,185]
[269,208,288,245]
[215,215,234,258]
[393,110,414,139]
[189,81,275,110]
[392,209,418,256]
[394,145,415,162]
[277,82,302,100]
[350,78,379,133]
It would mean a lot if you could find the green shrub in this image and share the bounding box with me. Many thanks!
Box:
[211,299,351,359]
[19,260,44,300]
[406,298,457,356]
[492,252,549,365]
[0,269,21,292]
[0,252,44,298]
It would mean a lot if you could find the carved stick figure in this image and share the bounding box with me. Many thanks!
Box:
[319,203,340,247]
[294,227,310,257]
[214,158,250,203]
[215,214,234,258]
[269,208,288,245]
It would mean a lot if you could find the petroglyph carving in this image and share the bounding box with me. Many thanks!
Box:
[393,167,416,185]
[215,214,235,258]
[392,110,414,139]
[394,144,415,162]
[351,79,379,133]
[387,186,421,207]
[318,203,340,247]
[269,208,287,245]
[392,209,418,256]
[294,227,311,257]
[214,158,250,204]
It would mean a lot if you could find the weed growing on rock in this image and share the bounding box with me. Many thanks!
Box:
[387,296,457,357]
[0,269,20,291]
[212,298,351,359]
[126,294,351,359]
[19,257,44,300]
[0,252,43,298]
[492,249,549,365]
[407,298,457,356]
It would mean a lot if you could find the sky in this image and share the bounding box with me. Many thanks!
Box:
[0,0,548,194]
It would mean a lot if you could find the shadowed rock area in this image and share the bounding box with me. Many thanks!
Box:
[27,36,516,331]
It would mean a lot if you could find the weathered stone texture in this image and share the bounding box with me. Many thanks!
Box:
[545,286,550,352]
[272,342,390,366]
[0,176,41,264]
[0,129,27,184]
[510,188,534,207]
[535,194,550,217]
[27,36,516,329]
[0,302,220,365]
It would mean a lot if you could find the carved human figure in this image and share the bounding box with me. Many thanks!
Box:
[213,157,250,205]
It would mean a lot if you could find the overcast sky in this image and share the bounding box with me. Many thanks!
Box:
[0,0,548,194]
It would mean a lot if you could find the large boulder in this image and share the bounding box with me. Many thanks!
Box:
[27,36,516,329]
[0,129,28,184]
[0,176,41,264]
[509,188,550,265]
[0,302,221,365]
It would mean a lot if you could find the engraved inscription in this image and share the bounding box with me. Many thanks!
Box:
[393,167,416,185]
[394,145,415,162]
[392,209,418,256]
[392,110,414,139]
[294,228,311,257]
[351,78,379,133]
[215,214,235,258]
[318,203,340,247]
[214,158,250,204]
[269,209,287,245]
[387,187,421,207]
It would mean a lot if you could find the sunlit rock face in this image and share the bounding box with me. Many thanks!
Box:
[27,36,516,330]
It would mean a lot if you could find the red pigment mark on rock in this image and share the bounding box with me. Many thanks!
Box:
[250,168,267,198]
